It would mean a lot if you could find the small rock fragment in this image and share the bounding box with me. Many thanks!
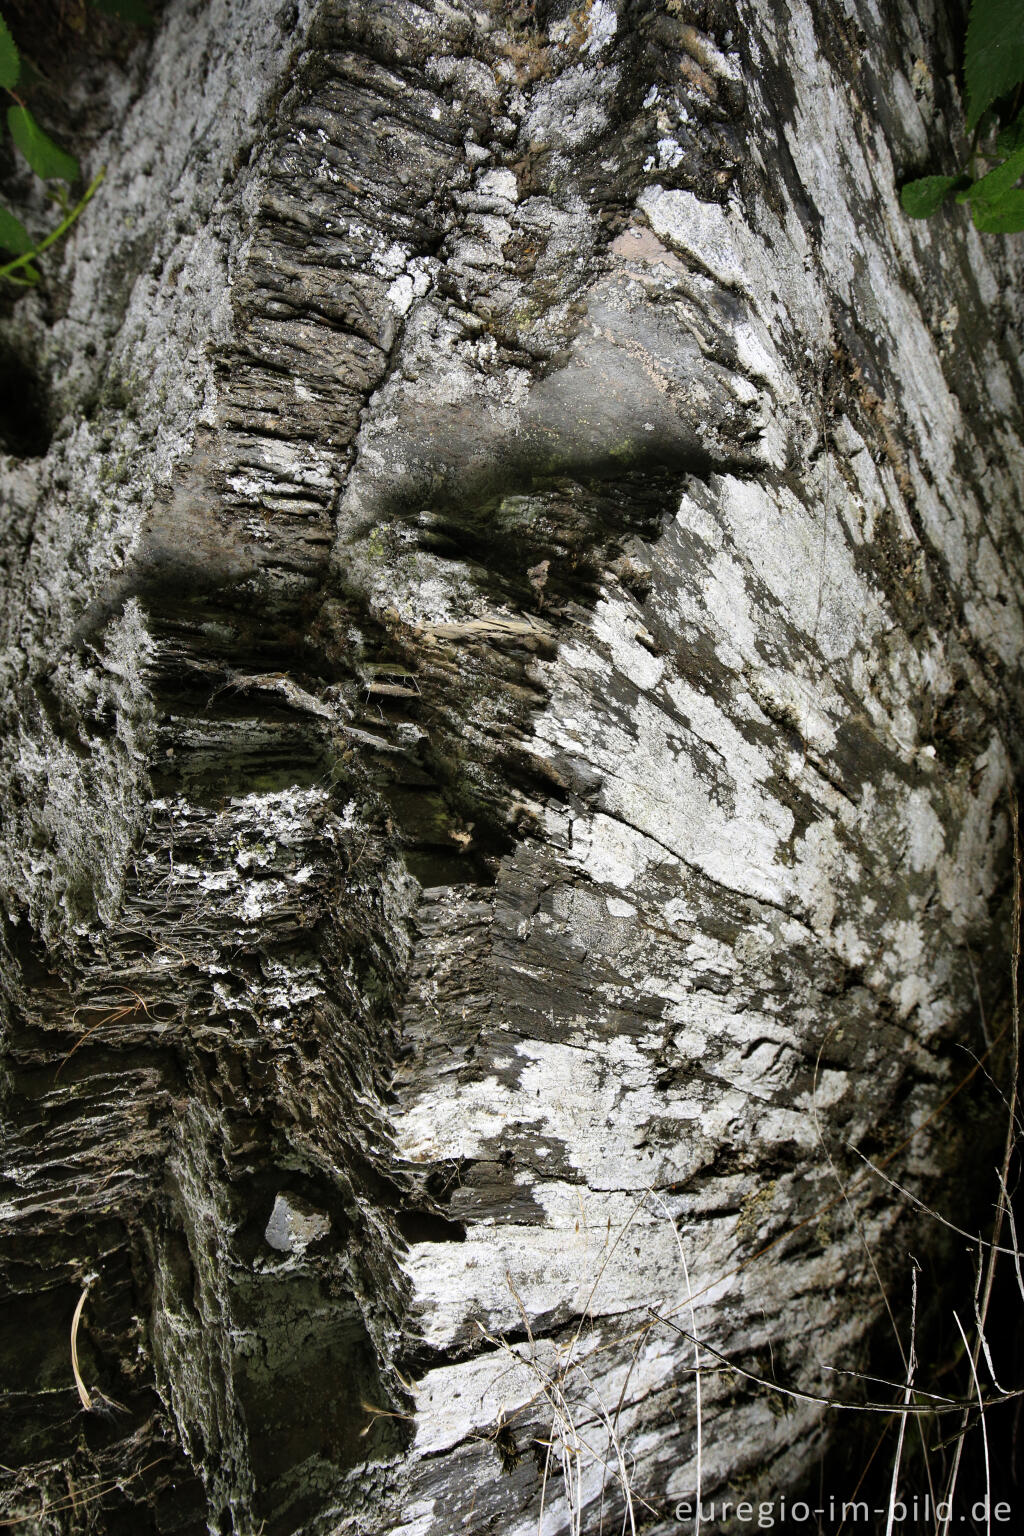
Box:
[264,1193,330,1254]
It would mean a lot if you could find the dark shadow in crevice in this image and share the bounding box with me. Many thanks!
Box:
[396,1208,467,1244]
[0,344,52,458]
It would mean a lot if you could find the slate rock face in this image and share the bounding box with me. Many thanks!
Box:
[1,1,1022,1532]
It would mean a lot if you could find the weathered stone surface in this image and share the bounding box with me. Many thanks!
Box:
[1,1,1022,1532]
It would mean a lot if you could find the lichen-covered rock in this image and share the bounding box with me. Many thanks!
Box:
[1,1,1021,1533]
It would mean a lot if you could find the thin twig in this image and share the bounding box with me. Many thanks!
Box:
[997,1167,1024,1304]
[0,167,106,283]
[0,1459,164,1528]
[884,1264,918,1536]
[939,797,1021,1535]
[851,1150,1024,1260]
[648,1311,1016,1415]
[648,1192,702,1536]
[954,1311,991,1536]
[56,990,151,1078]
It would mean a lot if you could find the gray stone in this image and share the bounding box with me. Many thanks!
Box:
[264,1193,332,1254]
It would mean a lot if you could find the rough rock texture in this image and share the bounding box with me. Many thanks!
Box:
[1,0,1022,1532]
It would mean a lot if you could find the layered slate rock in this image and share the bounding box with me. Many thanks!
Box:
[1,1,1022,1533]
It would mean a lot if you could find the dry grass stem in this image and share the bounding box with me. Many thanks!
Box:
[69,1289,92,1413]
[884,1264,918,1536]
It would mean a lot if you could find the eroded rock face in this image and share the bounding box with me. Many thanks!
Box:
[1,1,1022,1532]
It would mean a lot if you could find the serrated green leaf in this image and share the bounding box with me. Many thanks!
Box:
[960,142,1024,201]
[0,14,20,90]
[88,0,154,22]
[996,110,1024,154]
[0,206,33,254]
[965,0,1024,131]
[900,175,963,217]
[971,186,1024,229]
[6,105,79,182]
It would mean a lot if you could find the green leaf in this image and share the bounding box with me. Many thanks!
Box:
[88,0,154,22]
[0,14,20,90]
[0,206,33,254]
[958,143,1024,201]
[971,186,1024,229]
[900,174,964,217]
[6,105,79,182]
[996,110,1024,154]
[965,0,1024,131]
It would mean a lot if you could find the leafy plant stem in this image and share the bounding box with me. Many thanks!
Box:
[0,164,105,284]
